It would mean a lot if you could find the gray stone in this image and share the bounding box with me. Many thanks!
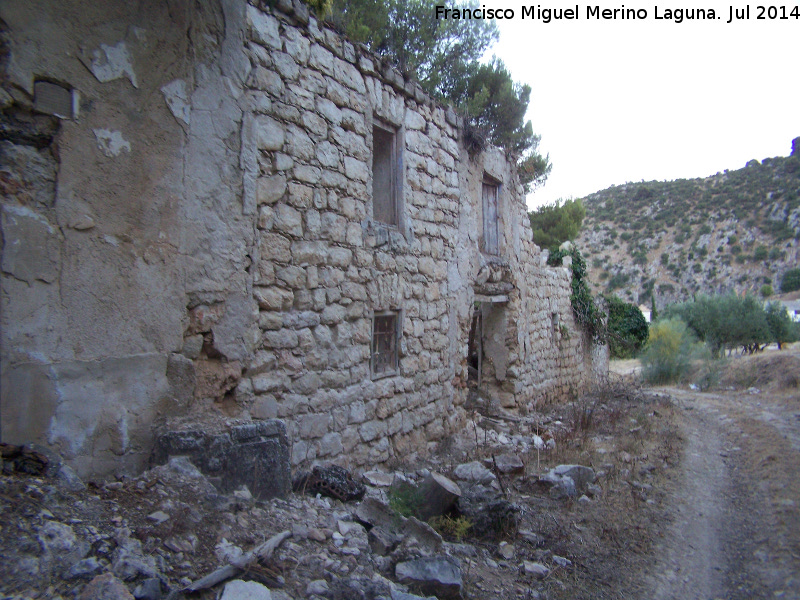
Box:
[78,573,135,600]
[56,464,87,492]
[112,537,159,581]
[523,561,550,580]
[147,510,170,524]
[1,204,60,284]
[255,116,285,150]
[452,461,496,484]
[552,555,573,568]
[181,335,204,359]
[257,175,287,205]
[362,470,394,487]
[66,556,103,579]
[221,579,272,600]
[395,556,462,600]
[491,453,524,475]
[38,521,77,553]
[306,580,329,596]
[254,287,293,311]
[247,5,281,49]
[541,464,596,499]
[133,577,164,600]
[274,204,303,236]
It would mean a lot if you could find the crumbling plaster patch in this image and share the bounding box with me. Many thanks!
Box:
[87,41,139,88]
[92,128,131,157]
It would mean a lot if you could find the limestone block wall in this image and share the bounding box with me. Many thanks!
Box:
[237,2,465,468]
[1,0,607,479]
[236,2,607,469]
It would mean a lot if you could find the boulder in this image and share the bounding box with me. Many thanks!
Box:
[457,485,518,539]
[489,453,524,475]
[417,472,461,521]
[523,561,550,580]
[452,461,495,484]
[395,555,462,599]
[539,464,596,499]
[220,580,272,600]
[77,573,135,600]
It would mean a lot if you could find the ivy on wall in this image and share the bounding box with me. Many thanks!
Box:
[548,247,607,343]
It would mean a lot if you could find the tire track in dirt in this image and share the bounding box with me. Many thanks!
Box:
[644,388,800,600]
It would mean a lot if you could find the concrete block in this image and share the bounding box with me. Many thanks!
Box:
[152,420,291,500]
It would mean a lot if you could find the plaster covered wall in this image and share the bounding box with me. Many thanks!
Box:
[1,0,607,479]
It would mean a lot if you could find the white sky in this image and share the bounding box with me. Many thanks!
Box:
[479,1,800,210]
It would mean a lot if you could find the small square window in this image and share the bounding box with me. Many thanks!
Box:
[372,124,398,225]
[371,312,399,377]
[33,80,74,119]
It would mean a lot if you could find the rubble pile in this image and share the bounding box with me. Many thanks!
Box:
[1,390,675,600]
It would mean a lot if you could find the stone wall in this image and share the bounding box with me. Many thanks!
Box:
[0,0,607,479]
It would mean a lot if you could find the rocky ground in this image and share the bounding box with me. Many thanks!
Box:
[2,347,798,600]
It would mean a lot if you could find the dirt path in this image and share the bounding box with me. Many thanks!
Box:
[643,388,800,599]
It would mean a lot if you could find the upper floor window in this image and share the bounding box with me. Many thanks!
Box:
[372,123,399,226]
[482,179,500,255]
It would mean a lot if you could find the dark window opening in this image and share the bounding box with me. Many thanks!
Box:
[372,124,398,225]
[372,312,399,377]
[467,306,483,387]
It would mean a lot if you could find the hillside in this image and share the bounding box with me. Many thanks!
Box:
[576,137,800,308]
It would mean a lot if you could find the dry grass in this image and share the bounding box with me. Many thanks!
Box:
[717,349,800,392]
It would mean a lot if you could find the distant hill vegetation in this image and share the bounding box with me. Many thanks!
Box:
[576,137,800,308]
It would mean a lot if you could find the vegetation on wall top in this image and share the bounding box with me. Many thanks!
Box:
[322,0,551,189]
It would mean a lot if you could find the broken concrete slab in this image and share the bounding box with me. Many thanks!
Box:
[152,420,290,500]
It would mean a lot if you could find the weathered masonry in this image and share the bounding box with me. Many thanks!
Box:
[0,0,607,479]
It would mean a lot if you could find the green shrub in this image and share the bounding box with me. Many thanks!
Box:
[605,295,649,358]
[769,248,786,261]
[428,515,472,542]
[606,272,630,291]
[387,484,424,518]
[765,302,800,348]
[753,245,768,261]
[760,284,773,297]
[640,319,697,384]
[781,267,800,293]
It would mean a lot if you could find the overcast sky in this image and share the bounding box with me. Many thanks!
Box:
[480,1,800,210]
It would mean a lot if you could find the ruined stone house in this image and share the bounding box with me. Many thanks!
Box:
[0,0,607,481]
